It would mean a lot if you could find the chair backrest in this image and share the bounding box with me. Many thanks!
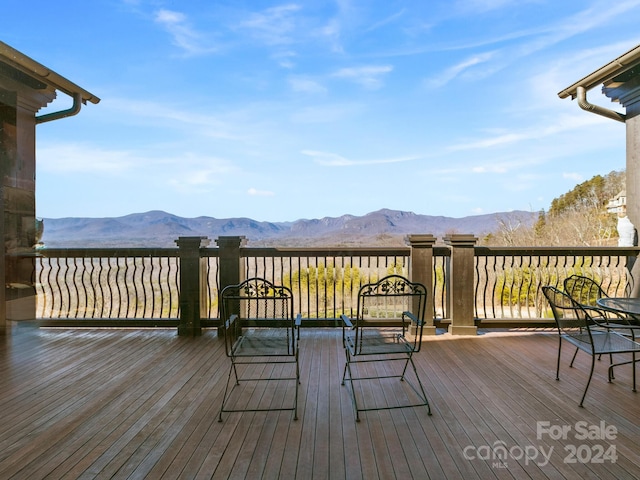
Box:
[220,277,295,329]
[355,275,427,333]
[542,285,596,347]
[563,275,607,308]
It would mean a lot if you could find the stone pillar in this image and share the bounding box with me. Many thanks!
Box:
[408,234,437,335]
[443,234,478,335]
[216,236,247,332]
[176,236,210,336]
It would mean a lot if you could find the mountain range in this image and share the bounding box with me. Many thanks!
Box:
[40,209,538,248]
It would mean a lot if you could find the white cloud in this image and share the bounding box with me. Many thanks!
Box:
[238,4,302,45]
[331,65,393,89]
[364,9,406,32]
[425,51,495,87]
[288,76,327,94]
[248,188,275,196]
[154,9,217,56]
[101,98,242,140]
[318,17,343,53]
[302,149,421,166]
[563,172,583,182]
[302,150,352,166]
[38,143,135,174]
[447,113,609,152]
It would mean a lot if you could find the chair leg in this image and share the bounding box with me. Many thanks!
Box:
[294,351,300,421]
[569,346,579,368]
[406,355,432,416]
[219,362,237,422]
[341,348,360,422]
[633,352,637,393]
[556,338,562,380]
[341,361,348,386]
[579,355,596,407]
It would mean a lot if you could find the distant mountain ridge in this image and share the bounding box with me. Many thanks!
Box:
[40,209,538,247]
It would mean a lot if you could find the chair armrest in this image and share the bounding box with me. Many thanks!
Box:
[341,314,354,328]
[402,311,422,325]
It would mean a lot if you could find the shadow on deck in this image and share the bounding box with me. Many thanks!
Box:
[1,325,639,479]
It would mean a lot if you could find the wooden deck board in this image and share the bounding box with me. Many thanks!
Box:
[1,325,640,479]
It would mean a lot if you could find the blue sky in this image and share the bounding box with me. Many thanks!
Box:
[4,0,640,221]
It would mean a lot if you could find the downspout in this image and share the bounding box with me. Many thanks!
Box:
[35,91,82,124]
[576,86,626,123]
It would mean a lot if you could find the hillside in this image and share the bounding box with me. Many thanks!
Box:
[40,209,538,248]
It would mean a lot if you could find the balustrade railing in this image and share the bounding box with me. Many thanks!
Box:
[474,247,635,322]
[35,248,180,324]
[28,236,640,333]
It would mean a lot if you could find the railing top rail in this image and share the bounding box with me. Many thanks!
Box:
[474,246,640,256]
[29,244,640,260]
[35,247,180,258]
[204,246,412,257]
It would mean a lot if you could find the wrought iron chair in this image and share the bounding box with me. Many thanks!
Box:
[542,285,640,407]
[563,274,640,374]
[218,277,302,421]
[341,274,431,421]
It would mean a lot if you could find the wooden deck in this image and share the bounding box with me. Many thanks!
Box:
[1,325,639,479]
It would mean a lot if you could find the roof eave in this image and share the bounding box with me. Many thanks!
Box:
[0,41,100,105]
[557,44,640,100]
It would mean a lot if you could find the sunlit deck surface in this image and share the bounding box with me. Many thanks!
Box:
[1,325,639,479]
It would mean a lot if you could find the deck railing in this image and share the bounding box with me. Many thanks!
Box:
[27,235,640,334]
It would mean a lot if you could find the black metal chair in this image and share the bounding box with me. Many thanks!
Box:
[542,285,640,407]
[218,278,302,421]
[341,274,431,421]
[563,274,640,375]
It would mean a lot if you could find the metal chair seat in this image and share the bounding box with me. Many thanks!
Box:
[344,331,413,356]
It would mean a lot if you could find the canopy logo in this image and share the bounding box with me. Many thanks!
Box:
[463,420,619,469]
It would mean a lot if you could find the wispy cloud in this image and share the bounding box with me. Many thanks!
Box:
[38,143,135,174]
[425,51,495,87]
[364,9,406,32]
[455,0,533,14]
[447,113,607,152]
[331,65,393,89]
[248,188,275,196]
[563,172,584,182]
[168,166,232,193]
[425,1,640,87]
[288,76,327,94]
[102,98,243,141]
[238,4,302,45]
[154,9,217,56]
[318,17,343,53]
[302,149,421,166]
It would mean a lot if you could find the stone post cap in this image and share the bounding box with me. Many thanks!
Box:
[175,236,210,247]
[406,234,437,247]
[215,236,247,248]
[443,234,478,246]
